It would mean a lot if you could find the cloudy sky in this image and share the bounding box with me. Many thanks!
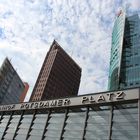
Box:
[0,0,140,101]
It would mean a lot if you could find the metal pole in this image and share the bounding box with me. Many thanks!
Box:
[13,110,24,140]
[1,111,14,139]
[0,111,4,122]
[82,107,89,140]
[108,106,113,140]
[25,110,37,140]
[41,109,51,140]
[60,108,69,140]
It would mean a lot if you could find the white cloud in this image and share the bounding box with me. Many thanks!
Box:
[0,0,139,101]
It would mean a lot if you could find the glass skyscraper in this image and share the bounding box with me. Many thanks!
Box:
[108,10,140,91]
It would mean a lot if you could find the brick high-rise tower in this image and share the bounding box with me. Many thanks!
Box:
[30,40,81,101]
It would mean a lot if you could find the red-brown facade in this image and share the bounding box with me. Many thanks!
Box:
[30,40,81,101]
[20,82,29,102]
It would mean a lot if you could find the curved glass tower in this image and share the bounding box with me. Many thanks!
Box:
[108,11,140,91]
[108,10,126,90]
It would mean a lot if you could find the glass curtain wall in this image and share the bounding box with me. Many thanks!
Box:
[15,114,33,140]
[62,111,86,140]
[112,103,138,140]
[44,112,65,140]
[4,114,20,139]
[108,10,126,90]
[28,112,48,140]
[0,114,10,139]
[85,107,110,140]
[120,15,140,89]
[0,102,138,140]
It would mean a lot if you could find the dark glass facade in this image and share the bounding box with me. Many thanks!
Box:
[0,58,25,104]
[120,14,140,89]
[0,88,139,140]
[30,40,81,101]
[108,11,140,90]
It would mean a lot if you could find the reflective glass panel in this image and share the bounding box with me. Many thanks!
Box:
[15,134,27,140]
[63,110,86,139]
[15,114,33,140]
[4,115,20,139]
[0,115,10,139]
[44,112,65,139]
[111,103,138,140]
[29,113,48,140]
[28,135,42,140]
[85,106,110,140]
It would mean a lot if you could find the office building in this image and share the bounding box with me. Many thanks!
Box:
[30,40,81,101]
[0,88,138,140]
[0,10,139,140]
[0,58,26,104]
[108,10,140,90]
[19,82,29,102]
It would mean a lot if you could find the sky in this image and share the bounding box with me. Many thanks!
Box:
[0,0,140,101]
